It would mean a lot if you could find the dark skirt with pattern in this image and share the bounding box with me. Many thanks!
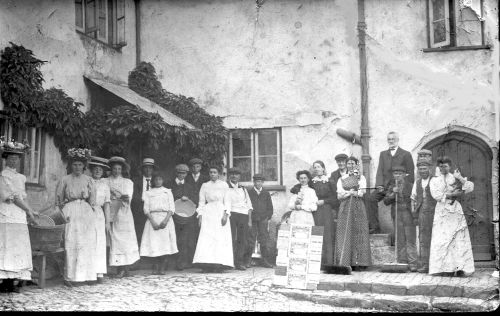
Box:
[334,176,372,267]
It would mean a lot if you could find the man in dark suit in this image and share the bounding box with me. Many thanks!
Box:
[131,157,156,246]
[168,164,199,270]
[365,132,415,233]
[244,174,274,268]
[186,158,210,193]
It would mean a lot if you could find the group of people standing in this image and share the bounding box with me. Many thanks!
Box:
[285,131,476,276]
[0,130,478,292]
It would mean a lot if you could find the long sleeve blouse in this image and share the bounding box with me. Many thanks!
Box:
[429,173,474,203]
[287,185,318,212]
[311,175,336,206]
[336,174,366,200]
[56,174,96,207]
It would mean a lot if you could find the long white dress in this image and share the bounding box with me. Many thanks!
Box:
[140,187,178,257]
[106,176,140,266]
[0,167,32,280]
[193,180,233,268]
[57,174,97,282]
[428,173,475,275]
[93,178,110,276]
[287,185,318,226]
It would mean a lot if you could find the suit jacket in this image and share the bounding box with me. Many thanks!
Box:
[131,175,145,216]
[186,172,210,194]
[328,169,344,210]
[375,147,415,188]
[248,188,274,221]
[167,178,199,206]
[383,178,414,221]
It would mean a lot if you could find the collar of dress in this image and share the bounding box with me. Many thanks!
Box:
[312,175,329,183]
[1,166,17,178]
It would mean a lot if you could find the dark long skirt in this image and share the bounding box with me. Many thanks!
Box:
[312,204,335,266]
[335,196,372,267]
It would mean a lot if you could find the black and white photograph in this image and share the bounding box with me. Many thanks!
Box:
[0,0,499,312]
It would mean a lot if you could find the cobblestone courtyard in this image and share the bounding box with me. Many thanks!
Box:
[0,267,370,312]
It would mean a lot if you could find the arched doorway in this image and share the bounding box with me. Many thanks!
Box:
[423,131,494,261]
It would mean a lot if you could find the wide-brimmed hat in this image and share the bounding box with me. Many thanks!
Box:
[67,147,91,163]
[417,149,432,156]
[88,156,110,170]
[253,173,265,181]
[334,153,348,161]
[175,164,189,173]
[0,137,30,157]
[391,165,406,173]
[189,158,203,166]
[142,157,158,169]
[108,156,130,173]
[228,167,242,175]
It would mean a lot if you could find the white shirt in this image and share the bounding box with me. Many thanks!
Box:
[192,173,200,183]
[410,177,431,201]
[175,178,185,185]
[225,182,253,215]
[142,176,152,201]
[254,187,262,195]
[336,174,367,199]
[287,185,318,212]
[389,146,399,156]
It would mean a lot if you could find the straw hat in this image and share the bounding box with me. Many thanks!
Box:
[88,156,110,170]
[108,156,130,173]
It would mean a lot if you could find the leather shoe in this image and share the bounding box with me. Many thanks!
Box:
[245,261,252,269]
[236,265,246,271]
[409,266,418,272]
[417,267,428,273]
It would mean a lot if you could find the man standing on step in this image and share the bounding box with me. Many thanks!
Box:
[366,132,415,234]
[410,160,437,273]
[226,167,253,270]
[244,173,274,269]
[383,165,417,272]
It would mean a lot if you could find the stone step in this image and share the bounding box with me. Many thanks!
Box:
[369,234,391,247]
[274,287,499,312]
[371,246,396,265]
[316,271,499,300]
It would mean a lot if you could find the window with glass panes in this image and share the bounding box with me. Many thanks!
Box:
[229,129,281,185]
[0,119,44,184]
[75,0,126,47]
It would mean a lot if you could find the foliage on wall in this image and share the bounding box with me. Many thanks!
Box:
[128,62,227,169]
[1,43,226,169]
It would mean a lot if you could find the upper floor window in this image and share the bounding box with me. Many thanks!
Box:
[229,129,281,186]
[0,119,44,184]
[75,0,126,48]
[427,0,486,49]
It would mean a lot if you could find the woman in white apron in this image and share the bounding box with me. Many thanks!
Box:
[89,156,111,283]
[105,156,139,278]
[193,166,233,272]
[429,156,475,277]
[56,148,97,286]
[0,140,36,292]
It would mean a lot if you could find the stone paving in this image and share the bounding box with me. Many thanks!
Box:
[0,268,371,312]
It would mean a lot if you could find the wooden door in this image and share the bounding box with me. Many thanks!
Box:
[424,132,494,261]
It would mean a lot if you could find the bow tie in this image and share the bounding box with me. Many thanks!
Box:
[389,147,396,151]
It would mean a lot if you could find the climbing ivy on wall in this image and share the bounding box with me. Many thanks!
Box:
[1,43,226,169]
[128,62,228,169]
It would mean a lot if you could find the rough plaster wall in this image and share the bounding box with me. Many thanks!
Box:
[364,0,498,234]
[140,0,363,228]
[0,0,137,208]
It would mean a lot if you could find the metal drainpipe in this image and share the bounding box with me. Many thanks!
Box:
[135,0,141,66]
[358,0,372,185]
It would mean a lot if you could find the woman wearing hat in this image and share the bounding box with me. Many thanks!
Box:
[105,156,140,278]
[56,147,98,286]
[0,139,37,292]
[89,156,112,283]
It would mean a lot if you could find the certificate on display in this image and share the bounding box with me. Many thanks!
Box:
[273,224,324,290]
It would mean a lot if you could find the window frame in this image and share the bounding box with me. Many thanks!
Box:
[75,0,127,49]
[228,128,282,187]
[425,0,489,52]
[0,119,45,185]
